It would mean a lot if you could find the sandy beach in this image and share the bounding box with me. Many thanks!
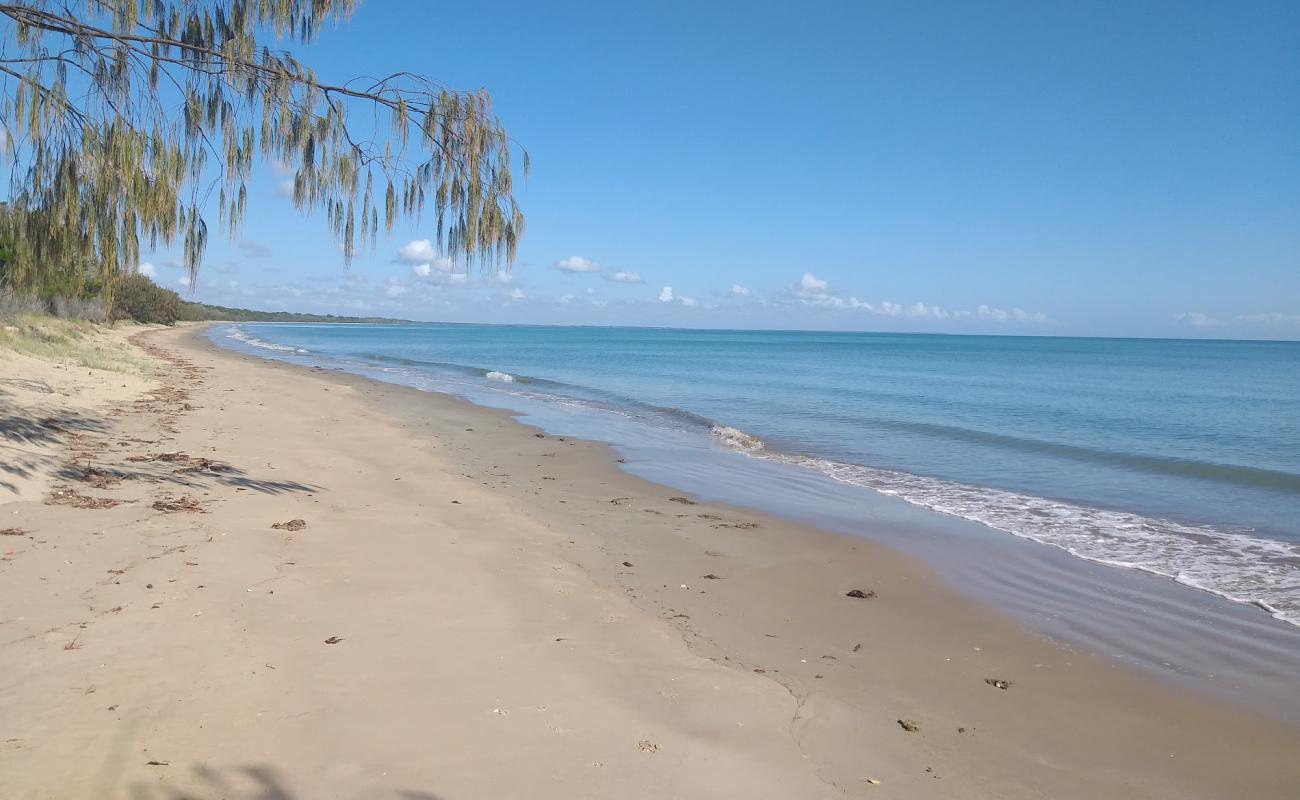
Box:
[2,322,1299,800]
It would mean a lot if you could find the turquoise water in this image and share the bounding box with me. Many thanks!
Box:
[216,323,1300,628]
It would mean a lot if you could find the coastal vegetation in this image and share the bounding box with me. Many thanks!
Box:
[0,0,525,314]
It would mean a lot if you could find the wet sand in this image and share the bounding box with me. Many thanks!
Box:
[2,322,1298,799]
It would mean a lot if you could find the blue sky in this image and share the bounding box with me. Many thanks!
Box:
[146,0,1299,338]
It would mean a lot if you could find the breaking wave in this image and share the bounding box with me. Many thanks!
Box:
[704,437,1300,627]
[224,325,309,354]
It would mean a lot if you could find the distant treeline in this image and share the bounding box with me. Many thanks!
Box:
[181,302,409,324]
[1,271,410,326]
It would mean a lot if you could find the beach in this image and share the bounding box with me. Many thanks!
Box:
[3,322,1299,799]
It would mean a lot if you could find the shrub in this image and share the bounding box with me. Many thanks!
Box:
[51,294,107,322]
[111,274,182,324]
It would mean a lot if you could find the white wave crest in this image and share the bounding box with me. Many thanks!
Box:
[711,424,765,452]
[224,326,307,354]
[485,370,516,383]
[751,451,1300,628]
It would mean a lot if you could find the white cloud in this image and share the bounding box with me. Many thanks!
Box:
[507,288,525,302]
[605,270,644,284]
[137,262,156,279]
[398,239,455,270]
[488,271,515,285]
[796,273,828,294]
[729,284,751,297]
[1177,311,1221,329]
[789,273,871,309]
[559,294,576,305]
[276,178,295,198]
[398,240,463,284]
[680,296,698,307]
[554,255,601,273]
[1237,312,1300,327]
[1012,307,1047,323]
[658,286,674,303]
[385,278,408,298]
[784,273,1045,323]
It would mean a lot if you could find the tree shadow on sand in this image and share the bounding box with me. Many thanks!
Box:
[0,409,115,493]
[55,454,321,496]
[1,401,319,497]
[127,763,443,800]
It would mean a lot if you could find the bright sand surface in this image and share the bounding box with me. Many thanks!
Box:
[2,323,1299,799]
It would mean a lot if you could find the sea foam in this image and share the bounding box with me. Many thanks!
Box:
[225,326,309,354]
[704,441,1300,628]
[711,425,765,452]
[485,370,516,383]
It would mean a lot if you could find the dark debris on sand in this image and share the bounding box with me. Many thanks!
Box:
[151,495,205,513]
[45,487,121,509]
[271,519,307,531]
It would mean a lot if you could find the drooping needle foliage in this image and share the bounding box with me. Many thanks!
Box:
[0,0,526,303]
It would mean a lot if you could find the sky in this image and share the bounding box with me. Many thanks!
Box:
[142,0,1298,338]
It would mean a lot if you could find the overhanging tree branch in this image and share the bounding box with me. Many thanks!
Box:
[0,0,526,304]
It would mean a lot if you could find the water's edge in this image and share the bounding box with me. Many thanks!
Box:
[222,323,1300,629]
[209,323,1300,725]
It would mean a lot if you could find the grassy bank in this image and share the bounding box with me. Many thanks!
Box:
[0,315,153,373]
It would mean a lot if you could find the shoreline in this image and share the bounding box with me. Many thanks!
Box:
[213,320,1300,723]
[3,322,1299,798]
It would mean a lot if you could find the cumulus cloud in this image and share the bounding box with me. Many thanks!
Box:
[1177,311,1221,329]
[397,239,460,282]
[605,270,643,284]
[507,288,525,302]
[397,239,454,269]
[679,296,698,307]
[796,273,828,294]
[553,255,601,273]
[729,284,751,297]
[137,262,157,279]
[276,178,295,198]
[783,272,1046,323]
[789,273,871,309]
[658,286,674,303]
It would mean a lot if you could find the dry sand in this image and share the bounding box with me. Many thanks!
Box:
[2,322,1298,799]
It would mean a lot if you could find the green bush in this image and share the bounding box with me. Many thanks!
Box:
[111,274,183,324]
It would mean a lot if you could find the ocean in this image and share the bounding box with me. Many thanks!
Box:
[216,323,1300,627]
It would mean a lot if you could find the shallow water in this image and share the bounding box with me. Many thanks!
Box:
[213,323,1300,722]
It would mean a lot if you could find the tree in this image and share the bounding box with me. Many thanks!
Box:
[0,0,525,305]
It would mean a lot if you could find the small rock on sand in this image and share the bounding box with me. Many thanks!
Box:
[897,719,920,733]
[985,678,1012,690]
[271,519,307,531]
[846,589,877,599]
